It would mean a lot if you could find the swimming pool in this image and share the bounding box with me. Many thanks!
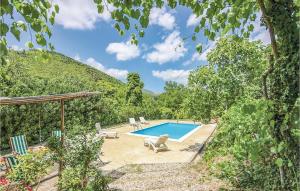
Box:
[129,122,201,142]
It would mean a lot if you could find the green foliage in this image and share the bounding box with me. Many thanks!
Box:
[125,72,144,106]
[59,168,109,191]
[0,51,159,151]
[264,2,299,189]
[59,167,84,191]
[185,66,218,123]
[89,170,111,191]
[186,35,299,190]
[185,37,267,123]
[0,0,57,64]
[7,149,53,187]
[157,81,187,119]
[204,98,281,190]
[58,125,109,191]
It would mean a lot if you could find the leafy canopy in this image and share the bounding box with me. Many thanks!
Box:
[0,0,58,64]
[185,36,267,122]
[125,72,144,106]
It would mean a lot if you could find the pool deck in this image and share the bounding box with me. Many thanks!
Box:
[3,120,216,190]
[100,120,216,171]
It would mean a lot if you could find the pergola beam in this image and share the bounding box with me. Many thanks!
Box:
[0,92,99,105]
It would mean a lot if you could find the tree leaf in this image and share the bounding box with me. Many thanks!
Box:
[196,44,202,53]
[204,29,210,37]
[97,4,104,13]
[0,22,9,36]
[26,41,34,49]
[275,158,283,167]
[17,21,27,31]
[10,25,21,41]
[114,23,121,32]
[200,18,206,28]
[194,26,200,33]
[139,30,144,37]
[140,16,149,28]
[50,15,55,25]
[35,33,46,46]
[248,24,254,32]
[123,16,130,30]
[192,34,196,41]
[0,38,8,57]
[54,4,59,13]
[131,9,140,19]
[31,20,42,32]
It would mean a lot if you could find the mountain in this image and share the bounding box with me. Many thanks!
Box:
[8,50,123,87]
[5,50,155,97]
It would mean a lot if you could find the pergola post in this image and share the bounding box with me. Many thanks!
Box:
[59,99,64,175]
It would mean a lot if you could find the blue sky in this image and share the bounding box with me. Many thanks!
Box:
[7,1,270,93]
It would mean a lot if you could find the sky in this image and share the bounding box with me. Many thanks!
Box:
[7,0,270,93]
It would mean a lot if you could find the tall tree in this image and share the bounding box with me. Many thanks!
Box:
[158,81,187,119]
[125,72,144,106]
[186,37,267,122]
[185,66,218,123]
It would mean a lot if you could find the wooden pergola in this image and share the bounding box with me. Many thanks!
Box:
[0,91,100,174]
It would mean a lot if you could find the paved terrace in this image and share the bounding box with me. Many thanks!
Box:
[26,120,216,190]
[100,120,216,171]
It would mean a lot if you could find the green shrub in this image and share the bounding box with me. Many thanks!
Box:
[204,98,283,190]
[7,149,53,189]
[58,125,109,191]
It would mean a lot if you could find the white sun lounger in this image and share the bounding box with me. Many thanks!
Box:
[144,134,169,153]
[139,117,149,124]
[129,118,141,130]
[95,123,118,138]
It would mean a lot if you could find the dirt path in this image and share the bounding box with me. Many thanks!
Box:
[107,162,228,191]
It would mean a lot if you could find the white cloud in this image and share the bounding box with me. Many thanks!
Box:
[182,40,217,66]
[186,14,201,27]
[74,54,81,61]
[54,0,113,30]
[106,41,140,61]
[103,68,128,79]
[85,57,128,80]
[183,52,202,66]
[9,45,23,51]
[198,46,214,61]
[196,40,218,62]
[149,7,176,30]
[152,69,190,85]
[145,31,187,64]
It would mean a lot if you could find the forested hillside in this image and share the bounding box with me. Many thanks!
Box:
[4,50,124,93]
[0,50,160,150]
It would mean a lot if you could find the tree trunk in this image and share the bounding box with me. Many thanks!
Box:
[257,0,300,190]
[262,54,274,99]
[256,0,279,60]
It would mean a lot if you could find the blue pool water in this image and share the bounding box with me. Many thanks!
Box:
[131,122,200,140]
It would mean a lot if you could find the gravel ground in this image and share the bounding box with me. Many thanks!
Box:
[107,163,228,191]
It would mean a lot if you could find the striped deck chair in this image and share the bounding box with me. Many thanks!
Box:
[4,155,18,171]
[10,135,29,155]
[52,130,62,138]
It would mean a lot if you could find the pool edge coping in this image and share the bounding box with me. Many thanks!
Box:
[126,122,202,142]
